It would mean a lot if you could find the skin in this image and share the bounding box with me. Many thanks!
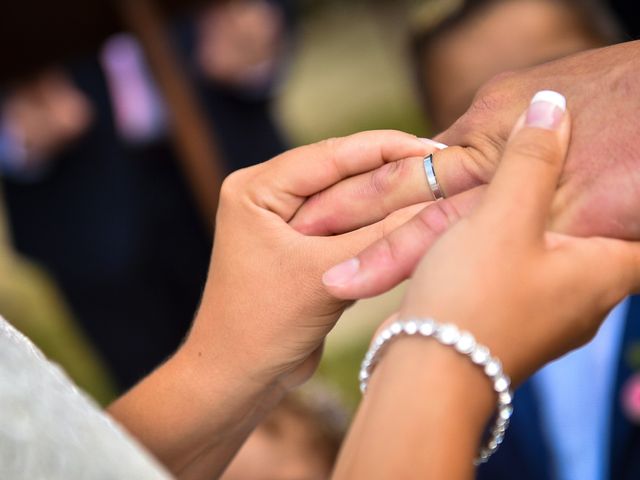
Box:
[332,98,640,480]
[107,130,436,479]
[197,0,285,88]
[291,40,640,299]
[421,0,608,130]
[92,41,640,479]
[2,70,93,167]
[221,404,332,480]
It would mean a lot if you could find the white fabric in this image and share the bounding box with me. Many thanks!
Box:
[0,315,173,480]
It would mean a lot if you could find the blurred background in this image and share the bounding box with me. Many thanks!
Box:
[0,0,635,478]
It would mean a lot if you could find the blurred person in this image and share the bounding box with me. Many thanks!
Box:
[0,58,211,392]
[410,0,619,131]
[196,0,289,95]
[0,70,93,180]
[222,386,347,480]
[0,0,292,391]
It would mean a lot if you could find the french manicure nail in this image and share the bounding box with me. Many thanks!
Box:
[525,90,566,130]
[322,258,360,287]
[420,138,448,150]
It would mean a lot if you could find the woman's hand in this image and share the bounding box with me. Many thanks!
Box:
[108,130,435,479]
[332,92,640,479]
[189,130,436,390]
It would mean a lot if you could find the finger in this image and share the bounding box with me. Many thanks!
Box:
[321,187,485,299]
[290,143,493,236]
[315,201,431,268]
[478,90,570,237]
[248,130,435,221]
[290,153,438,236]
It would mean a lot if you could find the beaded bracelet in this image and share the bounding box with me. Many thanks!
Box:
[358,318,514,465]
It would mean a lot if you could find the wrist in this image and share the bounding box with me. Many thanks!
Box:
[176,328,287,423]
[335,336,496,480]
[373,335,496,433]
[109,330,286,477]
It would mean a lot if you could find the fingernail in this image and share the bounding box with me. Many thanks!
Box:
[420,138,448,150]
[323,258,360,287]
[526,90,566,130]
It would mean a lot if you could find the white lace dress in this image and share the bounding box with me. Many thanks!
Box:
[0,315,173,479]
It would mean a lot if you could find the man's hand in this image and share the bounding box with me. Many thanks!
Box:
[435,40,640,239]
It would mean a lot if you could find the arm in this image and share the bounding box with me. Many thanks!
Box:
[333,339,492,479]
[106,131,436,479]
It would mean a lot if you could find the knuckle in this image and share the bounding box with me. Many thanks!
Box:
[455,143,501,187]
[219,168,250,203]
[315,136,341,157]
[314,136,344,176]
[375,235,398,267]
[368,159,410,196]
[468,71,515,117]
[416,200,461,238]
[508,133,560,167]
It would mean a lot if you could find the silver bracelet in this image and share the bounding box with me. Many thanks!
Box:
[358,318,513,465]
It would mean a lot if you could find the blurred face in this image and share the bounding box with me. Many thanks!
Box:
[221,408,332,480]
[196,0,285,88]
[421,0,606,130]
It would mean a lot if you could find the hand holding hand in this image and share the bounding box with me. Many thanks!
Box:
[395,91,640,383]
[333,92,640,480]
[294,41,640,299]
[109,130,435,479]
[187,130,433,391]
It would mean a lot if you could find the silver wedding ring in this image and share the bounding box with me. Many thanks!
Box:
[423,154,445,200]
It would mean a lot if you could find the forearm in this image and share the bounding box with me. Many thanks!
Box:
[107,330,284,479]
[333,337,494,480]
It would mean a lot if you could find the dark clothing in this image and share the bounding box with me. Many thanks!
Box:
[2,57,286,390]
[477,296,640,480]
[609,0,640,39]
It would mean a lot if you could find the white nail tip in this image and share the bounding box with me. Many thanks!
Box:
[530,90,566,112]
[420,138,449,150]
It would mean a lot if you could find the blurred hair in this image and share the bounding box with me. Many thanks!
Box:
[409,0,624,120]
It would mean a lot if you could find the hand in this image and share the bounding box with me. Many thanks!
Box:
[391,91,640,383]
[292,40,640,298]
[2,70,93,167]
[187,130,432,391]
[108,130,434,479]
[332,92,640,480]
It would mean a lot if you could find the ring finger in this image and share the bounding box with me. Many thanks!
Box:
[291,145,482,236]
